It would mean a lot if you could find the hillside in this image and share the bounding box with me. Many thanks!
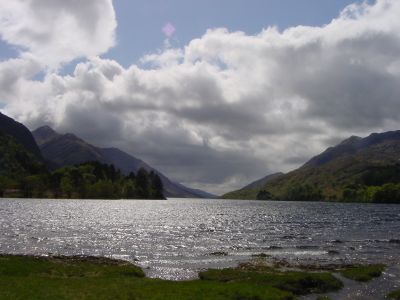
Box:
[32,126,216,198]
[222,131,400,203]
[0,112,42,159]
[0,132,46,179]
[0,114,165,199]
[0,115,47,197]
[223,173,284,200]
[100,147,214,198]
[33,127,104,167]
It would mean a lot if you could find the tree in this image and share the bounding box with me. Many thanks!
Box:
[286,184,322,201]
[49,171,64,198]
[256,190,273,200]
[150,172,164,199]
[372,183,400,204]
[60,176,73,198]
[135,168,150,199]
[21,175,48,198]
[0,176,6,197]
[95,180,115,199]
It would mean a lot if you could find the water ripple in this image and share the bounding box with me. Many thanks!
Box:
[0,198,399,280]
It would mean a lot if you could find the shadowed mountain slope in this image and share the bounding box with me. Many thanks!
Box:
[32,126,216,198]
[0,112,42,159]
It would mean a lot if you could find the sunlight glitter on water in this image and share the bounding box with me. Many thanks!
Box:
[0,198,399,281]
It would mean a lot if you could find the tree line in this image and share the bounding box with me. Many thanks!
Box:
[1,160,165,200]
[256,165,400,203]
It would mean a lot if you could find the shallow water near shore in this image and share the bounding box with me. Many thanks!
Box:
[0,198,399,297]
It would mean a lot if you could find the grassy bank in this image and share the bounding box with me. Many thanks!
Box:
[387,290,400,300]
[338,264,385,282]
[0,255,385,300]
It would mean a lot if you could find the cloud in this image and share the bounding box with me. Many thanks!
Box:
[0,0,117,69]
[1,0,400,195]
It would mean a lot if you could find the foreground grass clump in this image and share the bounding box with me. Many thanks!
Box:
[0,255,294,300]
[387,290,400,300]
[339,264,385,282]
[0,255,145,278]
[199,264,343,295]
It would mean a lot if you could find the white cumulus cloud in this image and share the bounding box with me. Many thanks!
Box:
[0,0,117,69]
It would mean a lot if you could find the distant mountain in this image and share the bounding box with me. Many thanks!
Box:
[241,172,285,190]
[0,114,165,199]
[99,147,215,198]
[0,112,42,159]
[171,182,218,199]
[33,127,103,167]
[222,173,284,200]
[32,126,216,198]
[303,132,400,168]
[222,130,400,202]
[31,125,59,146]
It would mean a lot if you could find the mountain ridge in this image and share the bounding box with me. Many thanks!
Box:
[303,131,400,168]
[32,126,216,198]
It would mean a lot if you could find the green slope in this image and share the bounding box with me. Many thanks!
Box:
[0,131,47,196]
[0,131,46,179]
[0,115,165,200]
[223,172,284,199]
[0,112,42,159]
[223,131,400,202]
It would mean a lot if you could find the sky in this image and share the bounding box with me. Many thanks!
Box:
[1,0,400,195]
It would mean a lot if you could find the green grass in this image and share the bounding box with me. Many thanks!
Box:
[11,255,399,300]
[387,290,400,300]
[339,264,385,282]
[0,255,298,300]
[199,265,343,295]
[0,255,145,278]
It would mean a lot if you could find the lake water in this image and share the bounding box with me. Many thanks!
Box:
[0,198,399,297]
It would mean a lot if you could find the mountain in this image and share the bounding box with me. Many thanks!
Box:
[33,127,103,167]
[99,147,214,198]
[241,172,285,190]
[170,182,218,199]
[0,113,47,196]
[222,173,284,200]
[0,112,42,159]
[222,130,400,202]
[32,126,216,198]
[31,125,58,145]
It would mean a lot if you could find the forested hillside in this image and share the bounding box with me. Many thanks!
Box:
[223,131,400,203]
[1,114,164,199]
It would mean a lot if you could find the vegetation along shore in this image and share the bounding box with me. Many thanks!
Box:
[0,254,393,300]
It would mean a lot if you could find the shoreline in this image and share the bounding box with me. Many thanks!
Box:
[3,196,400,204]
[0,254,398,299]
